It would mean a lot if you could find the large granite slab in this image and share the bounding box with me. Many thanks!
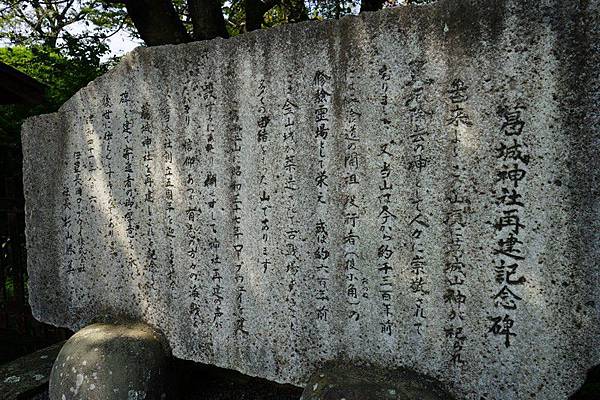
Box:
[22,0,599,398]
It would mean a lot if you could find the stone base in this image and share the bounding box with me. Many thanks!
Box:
[300,363,453,400]
[0,341,64,400]
[49,323,170,400]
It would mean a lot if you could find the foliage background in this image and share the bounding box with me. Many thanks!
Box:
[0,39,112,144]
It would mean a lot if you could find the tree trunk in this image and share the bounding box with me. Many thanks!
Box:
[282,0,308,22]
[360,0,386,13]
[187,0,229,40]
[44,34,59,49]
[245,0,278,32]
[123,0,191,46]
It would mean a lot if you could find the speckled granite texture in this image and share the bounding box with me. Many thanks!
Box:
[22,1,599,399]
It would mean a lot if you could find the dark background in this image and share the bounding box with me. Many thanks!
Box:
[0,144,71,365]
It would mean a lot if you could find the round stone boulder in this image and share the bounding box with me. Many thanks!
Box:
[300,363,453,400]
[49,322,170,400]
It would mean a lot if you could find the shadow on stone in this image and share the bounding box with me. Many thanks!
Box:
[570,364,600,400]
[173,358,302,400]
[12,341,600,400]
[300,363,453,400]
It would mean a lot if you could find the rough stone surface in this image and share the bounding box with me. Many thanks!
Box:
[299,364,452,400]
[0,342,64,400]
[48,323,170,400]
[22,1,599,399]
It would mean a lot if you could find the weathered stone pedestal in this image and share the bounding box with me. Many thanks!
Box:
[49,323,170,400]
[300,364,452,400]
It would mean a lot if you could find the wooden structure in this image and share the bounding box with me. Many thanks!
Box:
[0,61,45,105]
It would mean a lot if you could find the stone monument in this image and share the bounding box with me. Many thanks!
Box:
[21,0,599,398]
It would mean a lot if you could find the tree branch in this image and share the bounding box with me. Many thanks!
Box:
[13,4,47,38]
[57,0,75,22]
